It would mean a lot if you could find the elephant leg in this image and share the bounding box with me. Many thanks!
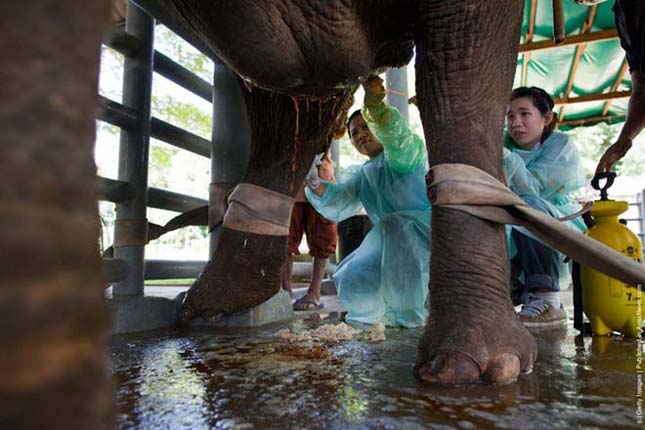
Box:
[182,85,352,321]
[414,1,537,384]
[0,1,114,428]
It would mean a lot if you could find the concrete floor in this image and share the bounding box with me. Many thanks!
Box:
[108,288,643,430]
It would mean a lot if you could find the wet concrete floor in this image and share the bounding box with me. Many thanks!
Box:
[110,310,644,430]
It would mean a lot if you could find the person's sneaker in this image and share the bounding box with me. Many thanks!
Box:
[518,298,567,328]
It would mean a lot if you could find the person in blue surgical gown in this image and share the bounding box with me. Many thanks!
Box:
[305,76,431,328]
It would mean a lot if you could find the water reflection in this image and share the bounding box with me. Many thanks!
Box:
[110,318,644,430]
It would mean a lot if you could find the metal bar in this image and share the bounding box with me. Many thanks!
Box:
[144,260,204,280]
[559,114,624,127]
[554,90,632,105]
[518,29,618,53]
[558,5,598,121]
[148,187,207,212]
[103,25,141,57]
[640,190,645,241]
[153,51,213,102]
[521,0,538,87]
[210,63,251,253]
[97,95,138,130]
[103,258,130,283]
[602,59,630,116]
[113,2,155,297]
[552,0,565,45]
[97,176,135,203]
[150,117,211,158]
[385,67,409,124]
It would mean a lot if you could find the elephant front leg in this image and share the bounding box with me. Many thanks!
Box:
[414,0,536,384]
[182,85,352,321]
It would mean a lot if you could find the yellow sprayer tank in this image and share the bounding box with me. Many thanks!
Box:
[580,199,644,338]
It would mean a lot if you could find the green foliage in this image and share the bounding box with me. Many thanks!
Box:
[152,94,212,139]
[567,122,645,178]
[155,25,213,83]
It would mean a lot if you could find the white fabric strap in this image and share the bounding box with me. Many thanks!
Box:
[428,163,645,286]
[223,183,294,236]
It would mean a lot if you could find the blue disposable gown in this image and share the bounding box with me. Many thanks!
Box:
[503,130,586,283]
[306,102,431,328]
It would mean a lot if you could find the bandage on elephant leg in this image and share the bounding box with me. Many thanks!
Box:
[182,84,353,321]
[414,0,536,384]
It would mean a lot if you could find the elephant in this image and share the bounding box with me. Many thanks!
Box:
[2,4,536,428]
[154,0,536,386]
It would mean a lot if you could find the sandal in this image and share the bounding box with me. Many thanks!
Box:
[293,297,324,311]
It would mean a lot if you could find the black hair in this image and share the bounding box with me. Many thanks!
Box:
[346,109,363,130]
[510,86,556,142]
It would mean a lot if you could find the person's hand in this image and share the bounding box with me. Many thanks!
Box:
[363,75,386,107]
[595,135,632,175]
[305,152,325,189]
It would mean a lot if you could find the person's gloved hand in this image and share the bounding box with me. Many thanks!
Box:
[363,75,386,107]
[595,135,632,175]
[305,152,325,189]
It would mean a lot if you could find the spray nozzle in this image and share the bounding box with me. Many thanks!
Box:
[591,171,617,201]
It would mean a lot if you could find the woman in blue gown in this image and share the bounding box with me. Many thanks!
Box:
[305,76,431,328]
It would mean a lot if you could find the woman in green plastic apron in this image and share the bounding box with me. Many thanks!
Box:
[305,76,431,328]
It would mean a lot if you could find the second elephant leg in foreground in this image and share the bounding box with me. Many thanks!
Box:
[182,85,352,321]
[414,0,537,384]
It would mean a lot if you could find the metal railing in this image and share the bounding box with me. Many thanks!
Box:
[98,3,214,289]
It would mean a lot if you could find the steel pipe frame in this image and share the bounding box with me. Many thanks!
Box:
[143,260,335,280]
[210,63,251,254]
[153,51,213,102]
[97,176,206,213]
[385,66,409,124]
[150,117,211,157]
[113,2,155,297]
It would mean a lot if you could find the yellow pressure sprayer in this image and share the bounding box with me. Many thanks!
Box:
[574,172,644,338]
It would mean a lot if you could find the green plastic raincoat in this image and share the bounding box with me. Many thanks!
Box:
[306,102,430,328]
[503,130,586,285]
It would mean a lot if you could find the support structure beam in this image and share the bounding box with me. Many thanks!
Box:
[560,114,625,127]
[521,0,538,87]
[150,117,211,158]
[113,2,154,297]
[148,187,207,213]
[97,176,135,203]
[153,51,213,102]
[558,5,598,121]
[554,90,631,105]
[602,59,630,116]
[519,28,618,53]
[103,25,141,57]
[97,95,138,130]
[210,63,251,253]
[385,66,409,124]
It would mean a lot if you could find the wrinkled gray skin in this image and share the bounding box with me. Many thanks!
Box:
[160,0,537,386]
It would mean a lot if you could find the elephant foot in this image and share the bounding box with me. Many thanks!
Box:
[181,229,284,322]
[415,309,537,385]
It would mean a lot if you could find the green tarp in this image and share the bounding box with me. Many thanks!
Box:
[515,0,630,129]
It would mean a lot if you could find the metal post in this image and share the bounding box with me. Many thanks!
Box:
[113,1,154,296]
[330,139,340,179]
[210,61,251,253]
[641,190,645,253]
[385,66,409,124]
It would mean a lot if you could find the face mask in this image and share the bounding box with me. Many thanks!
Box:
[570,0,608,5]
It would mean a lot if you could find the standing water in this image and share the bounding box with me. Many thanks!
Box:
[110,314,642,430]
